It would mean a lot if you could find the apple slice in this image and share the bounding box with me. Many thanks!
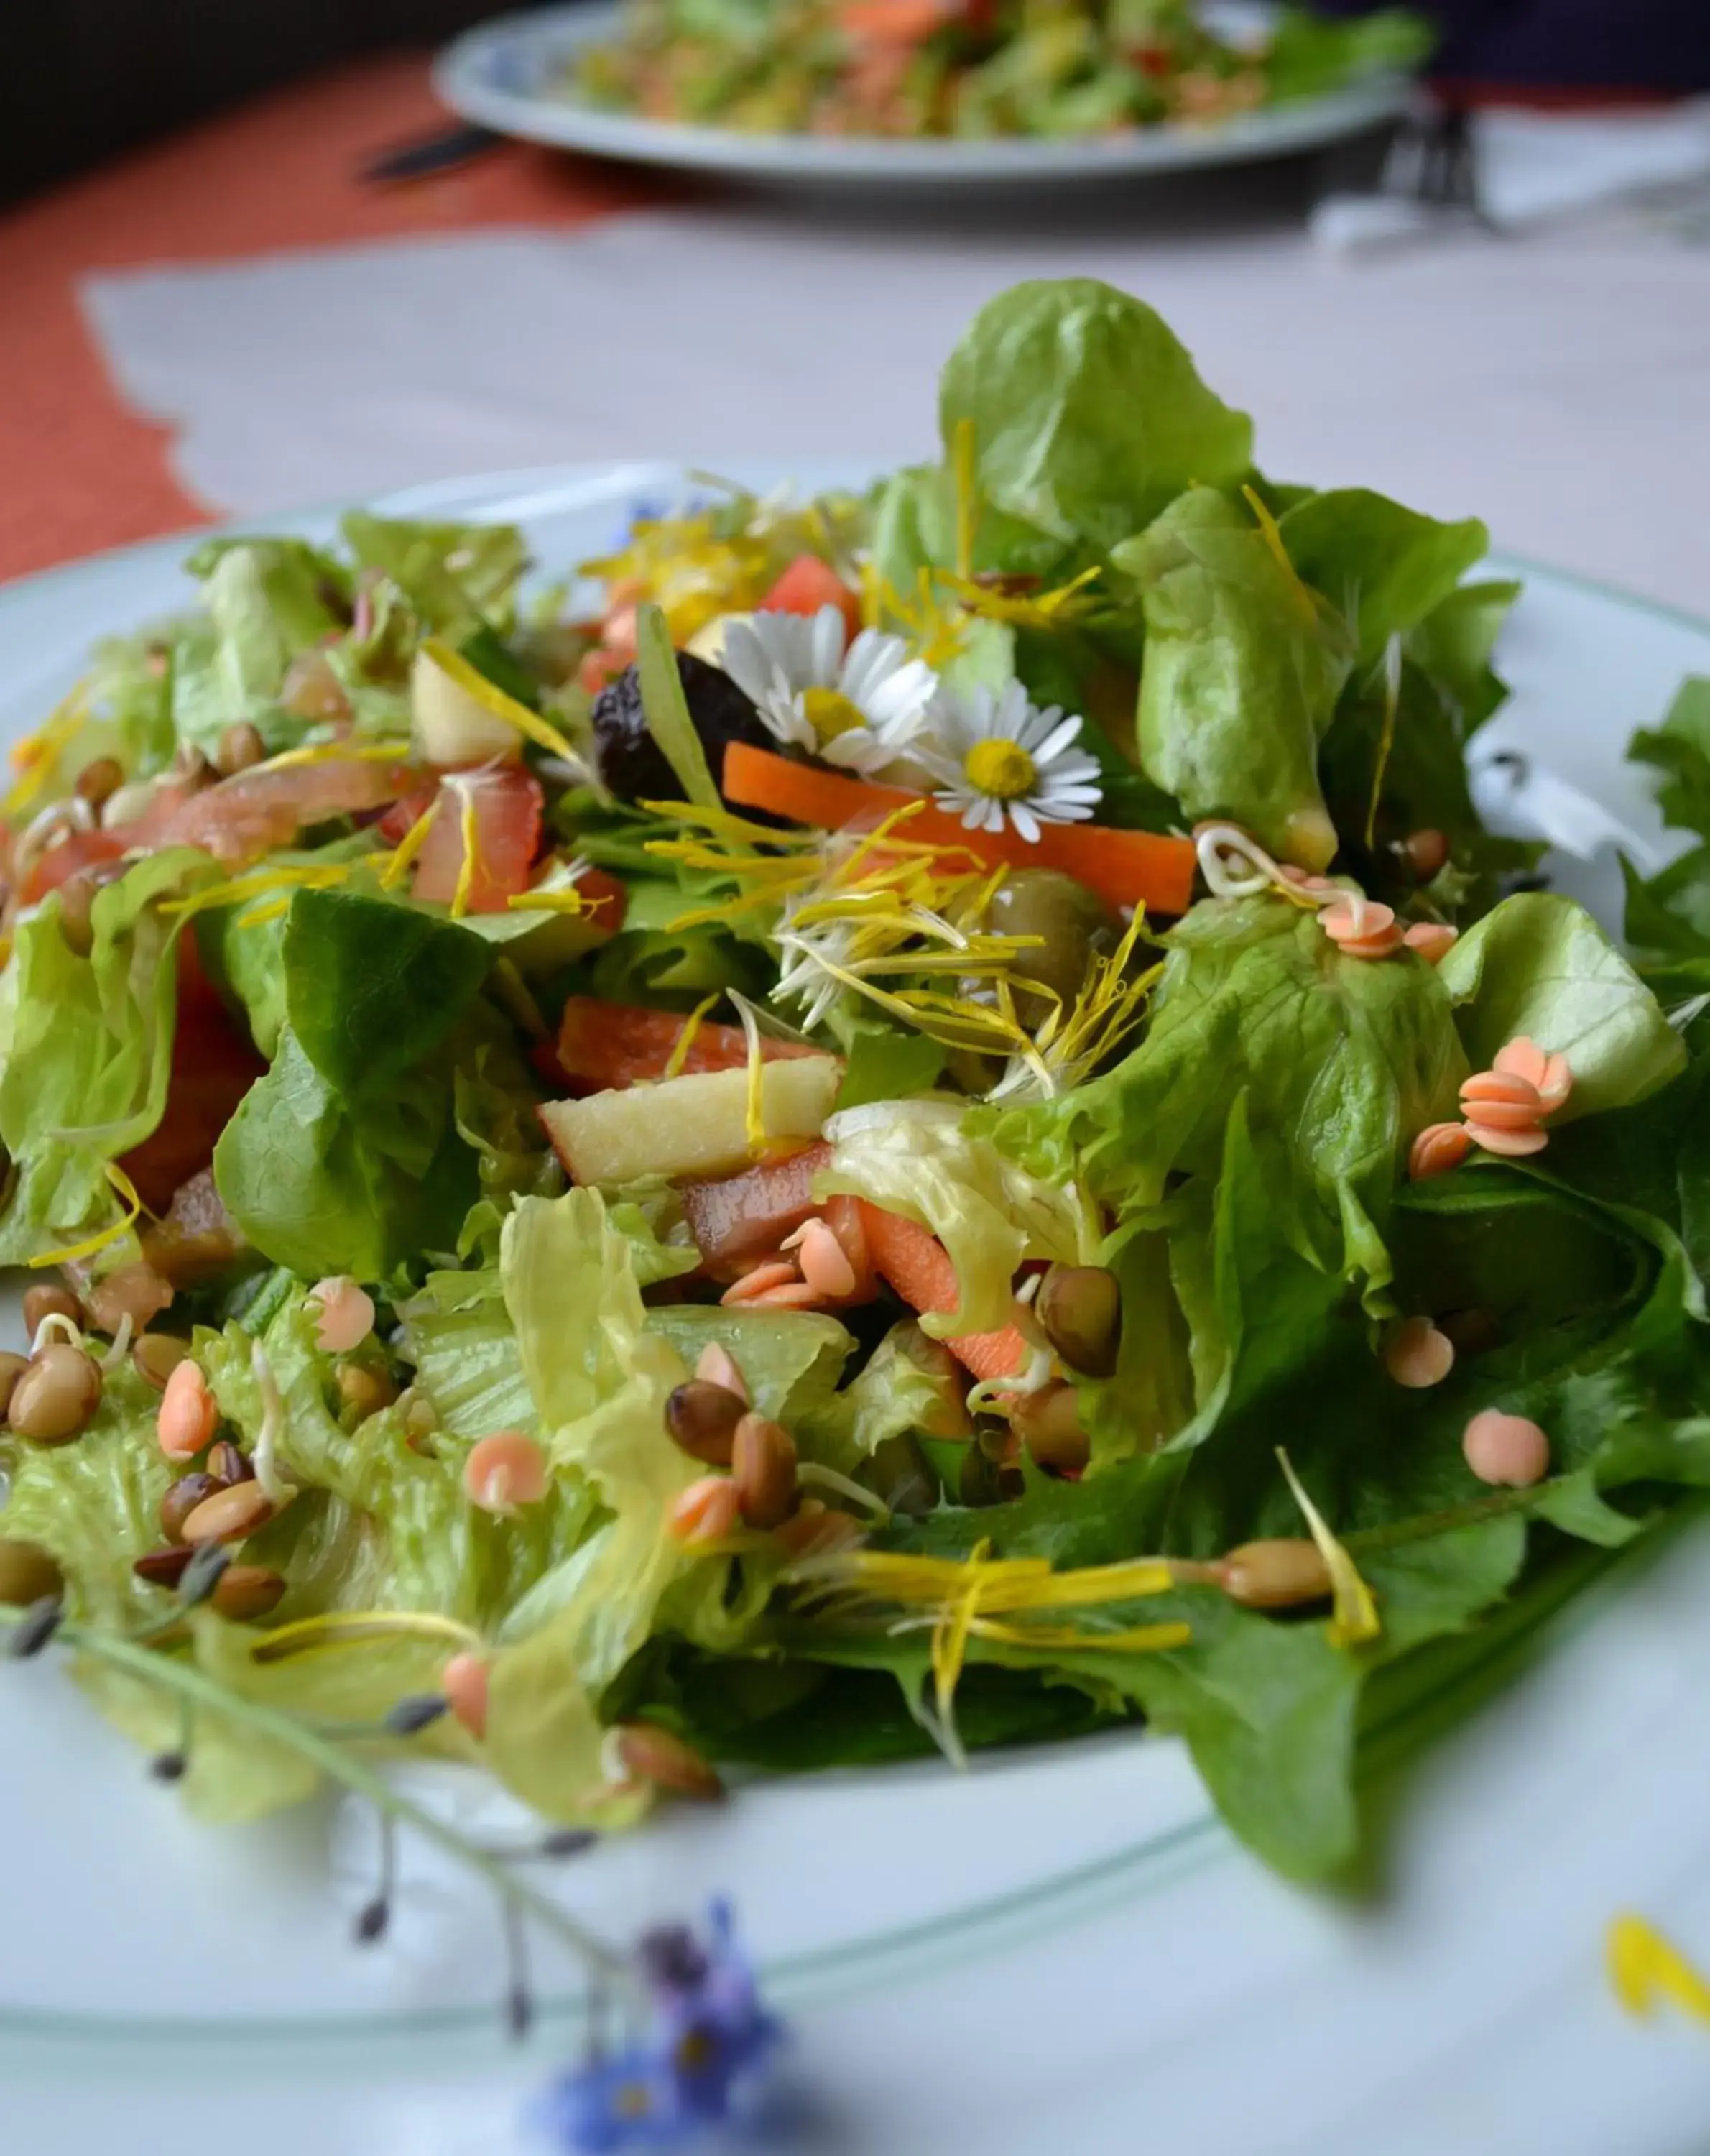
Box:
[540,1056,842,1189]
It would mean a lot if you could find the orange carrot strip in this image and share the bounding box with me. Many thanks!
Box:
[857,1202,1026,1381]
[721,742,1196,918]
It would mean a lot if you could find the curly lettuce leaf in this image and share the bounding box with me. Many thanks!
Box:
[818,1105,1087,1338]
[995,894,1465,1313]
[0,848,213,1261]
[171,539,349,758]
[339,512,528,636]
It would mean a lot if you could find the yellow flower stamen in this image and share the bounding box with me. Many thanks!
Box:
[1608,1914,1710,2025]
[800,686,869,745]
[1276,1447,1381,1649]
[963,738,1038,802]
[662,990,723,1081]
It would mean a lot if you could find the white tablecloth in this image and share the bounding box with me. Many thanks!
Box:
[81,175,1710,612]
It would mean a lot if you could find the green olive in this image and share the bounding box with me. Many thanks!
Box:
[984,870,1119,1021]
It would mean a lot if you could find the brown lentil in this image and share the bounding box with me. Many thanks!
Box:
[1402,827,1449,879]
[1036,1265,1122,1379]
[134,1546,195,1590]
[213,722,266,777]
[172,744,216,790]
[609,1723,724,1801]
[180,1480,275,1546]
[0,1350,30,1420]
[1219,1538,1334,1611]
[23,1283,83,1337]
[9,1345,103,1445]
[664,1380,747,1467]
[131,1331,192,1390]
[0,1538,63,1607]
[160,1472,223,1544]
[73,756,126,811]
[1010,1381,1090,1476]
[731,1412,798,1529]
[211,1565,287,1622]
[205,1439,253,1486]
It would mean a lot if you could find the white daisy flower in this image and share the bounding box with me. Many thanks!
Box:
[718,604,937,778]
[915,680,1103,842]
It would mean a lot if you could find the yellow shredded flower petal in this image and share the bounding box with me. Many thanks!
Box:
[379,795,443,895]
[249,1609,480,1664]
[2,695,88,821]
[662,991,723,1081]
[251,740,412,775]
[30,1160,145,1270]
[1608,1914,1710,2024]
[1241,484,1320,630]
[1276,1447,1382,1648]
[448,779,481,921]
[419,637,580,765]
[728,990,770,1156]
[969,1617,1192,1656]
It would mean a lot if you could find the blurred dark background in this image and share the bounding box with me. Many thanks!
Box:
[0,0,530,205]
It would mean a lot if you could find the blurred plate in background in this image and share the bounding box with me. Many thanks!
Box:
[433,1,1413,190]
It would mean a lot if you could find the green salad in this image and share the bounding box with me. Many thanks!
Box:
[4,276,1710,1881]
[571,0,1426,142]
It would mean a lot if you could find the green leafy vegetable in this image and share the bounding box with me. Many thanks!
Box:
[1117,487,1353,869]
[1436,892,1683,1120]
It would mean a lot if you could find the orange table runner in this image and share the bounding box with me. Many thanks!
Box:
[0,55,660,586]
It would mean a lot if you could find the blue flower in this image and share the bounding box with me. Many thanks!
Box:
[537,1903,781,2152]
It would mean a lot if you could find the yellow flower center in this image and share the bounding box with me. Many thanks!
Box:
[963,738,1037,801]
[801,687,869,743]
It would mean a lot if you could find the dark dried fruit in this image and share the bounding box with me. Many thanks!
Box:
[591,650,772,804]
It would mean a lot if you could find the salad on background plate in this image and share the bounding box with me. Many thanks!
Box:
[570,0,1426,144]
[4,276,1710,1892]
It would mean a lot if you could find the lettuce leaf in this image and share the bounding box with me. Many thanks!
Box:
[1276,489,1487,671]
[994,894,1465,1313]
[171,540,349,758]
[211,886,508,1279]
[818,1104,1086,1337]
[1436,892,1683,1120]
[1117,487,1354,870]
[938,278,1254,560]
[1629,675,1710,837]
[339,513,527,636]
[0,848,214,1262]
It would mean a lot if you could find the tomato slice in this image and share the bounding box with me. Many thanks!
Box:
[411,767,545,913]
[20,826,128,904]
[119,939,267,1215]
[555,997,821,1094]
[758,555,862,640]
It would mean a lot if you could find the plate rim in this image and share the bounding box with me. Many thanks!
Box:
[431,0,1415,185]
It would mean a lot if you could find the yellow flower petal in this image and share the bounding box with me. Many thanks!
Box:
[1276,1447,1381,1649]
[1608,1913,1710,2024]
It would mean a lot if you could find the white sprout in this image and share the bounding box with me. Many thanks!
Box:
[31,1312,85,1355]
[97,1314,134,1373]
[1194,822,1282,900]
[249,1337,299,1510]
